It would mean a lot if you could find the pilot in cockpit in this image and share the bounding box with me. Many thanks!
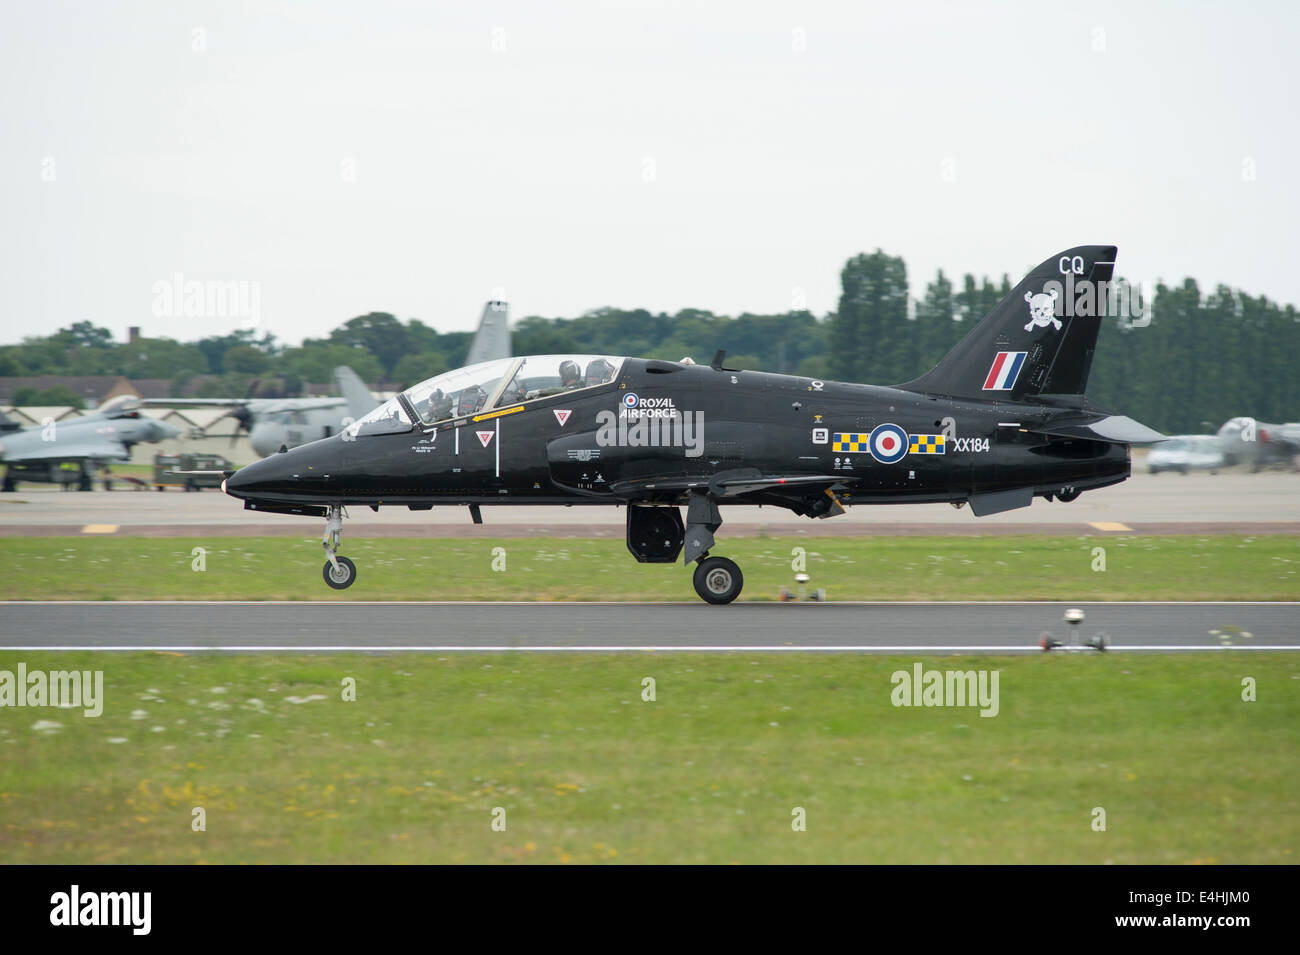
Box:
[559,360,582,389]
[459,385,488,415]
[584,358,615,386]
[419,388,453,422]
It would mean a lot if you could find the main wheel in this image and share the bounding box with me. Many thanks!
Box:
[693,556,743,605]
[1056,487,1081,502]
[323,555,357,590]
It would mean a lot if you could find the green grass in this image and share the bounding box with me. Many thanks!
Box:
[1,652,1295,863]
[2,534,1296,601]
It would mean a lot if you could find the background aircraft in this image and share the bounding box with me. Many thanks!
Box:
[202,366,379,457]
[464,300,511,367]
[0,395,180,491]
[1216,416,1300,470]
[223,245,1163,603]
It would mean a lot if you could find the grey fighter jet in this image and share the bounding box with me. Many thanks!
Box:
[0,395,180,491]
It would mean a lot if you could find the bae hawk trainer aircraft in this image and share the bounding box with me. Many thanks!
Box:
[223,245,1162,603]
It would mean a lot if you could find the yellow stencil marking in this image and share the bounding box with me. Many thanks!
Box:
[472,405,524,423]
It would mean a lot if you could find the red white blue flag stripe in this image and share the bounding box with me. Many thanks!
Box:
[982,351,1027,391]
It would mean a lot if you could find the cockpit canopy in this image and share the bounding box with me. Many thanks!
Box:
[98,394,142,418]
[348,355,625,437]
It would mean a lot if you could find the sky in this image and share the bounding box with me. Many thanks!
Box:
[1,0,1296,347]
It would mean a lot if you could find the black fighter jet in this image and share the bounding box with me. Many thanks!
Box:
[223,245,1162,603]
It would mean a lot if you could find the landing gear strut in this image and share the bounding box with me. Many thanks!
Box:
[685,492,743,604]
[321,504,357,590]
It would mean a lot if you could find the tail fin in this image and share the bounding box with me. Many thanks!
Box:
[333,366,377,421]
[464,300,512,366]
[897,245,1117,401]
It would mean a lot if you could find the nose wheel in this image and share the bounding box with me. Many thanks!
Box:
[323,555,357,589]
[321,504,357,590]
[693,555,743,604]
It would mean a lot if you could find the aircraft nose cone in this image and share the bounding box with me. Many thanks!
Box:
[224,439,341,502]
[223,456,271,498]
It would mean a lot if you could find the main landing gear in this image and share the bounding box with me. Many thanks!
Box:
[625,494,746,604]
[321,504,357,590]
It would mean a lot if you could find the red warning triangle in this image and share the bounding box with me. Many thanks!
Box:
[553,409,572,427]
[477,430,494,447]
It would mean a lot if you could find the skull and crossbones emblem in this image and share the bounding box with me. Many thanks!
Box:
[1024,288,1061,331]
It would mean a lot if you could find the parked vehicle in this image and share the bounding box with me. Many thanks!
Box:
[153,452,233,491]
[1148,435,1224,475]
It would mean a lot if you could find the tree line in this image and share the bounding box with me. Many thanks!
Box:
[2,252,1295,434]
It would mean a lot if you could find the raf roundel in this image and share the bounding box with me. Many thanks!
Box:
[622,392,639,409]
[868,422,909,464]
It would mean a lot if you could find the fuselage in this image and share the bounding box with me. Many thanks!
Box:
[223,358,1129,511]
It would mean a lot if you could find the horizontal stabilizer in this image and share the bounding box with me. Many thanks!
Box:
[1028,414,1165,444]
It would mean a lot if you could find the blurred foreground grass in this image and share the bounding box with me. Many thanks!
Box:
[0,651,1295,863]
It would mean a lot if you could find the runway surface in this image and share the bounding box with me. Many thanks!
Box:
[2,470,1297,537]
[2,601,1295,653]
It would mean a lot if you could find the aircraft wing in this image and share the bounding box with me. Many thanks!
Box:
[0,436,131,463]
[609,471,844,498]
[141,398,255,408]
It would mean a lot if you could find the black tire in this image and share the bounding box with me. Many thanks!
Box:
[693,556,743,605]
[1056,487,1081,502]
[323,555,357,590]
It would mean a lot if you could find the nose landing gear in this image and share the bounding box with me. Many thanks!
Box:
[321,504,357,590]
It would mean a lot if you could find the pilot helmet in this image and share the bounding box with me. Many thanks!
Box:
[559,360,581,386]
[584,358,614,384]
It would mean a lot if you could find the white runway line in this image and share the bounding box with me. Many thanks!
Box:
[2,600,1297,607]
[3,645,1297,652]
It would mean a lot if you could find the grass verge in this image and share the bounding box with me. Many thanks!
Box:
[2,534,1297,601]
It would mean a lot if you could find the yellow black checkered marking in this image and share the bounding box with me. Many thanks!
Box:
[908,434,946,454]
[832,432,869,453]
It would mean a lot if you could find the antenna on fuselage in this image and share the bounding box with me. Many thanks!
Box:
[710,349,726,371]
